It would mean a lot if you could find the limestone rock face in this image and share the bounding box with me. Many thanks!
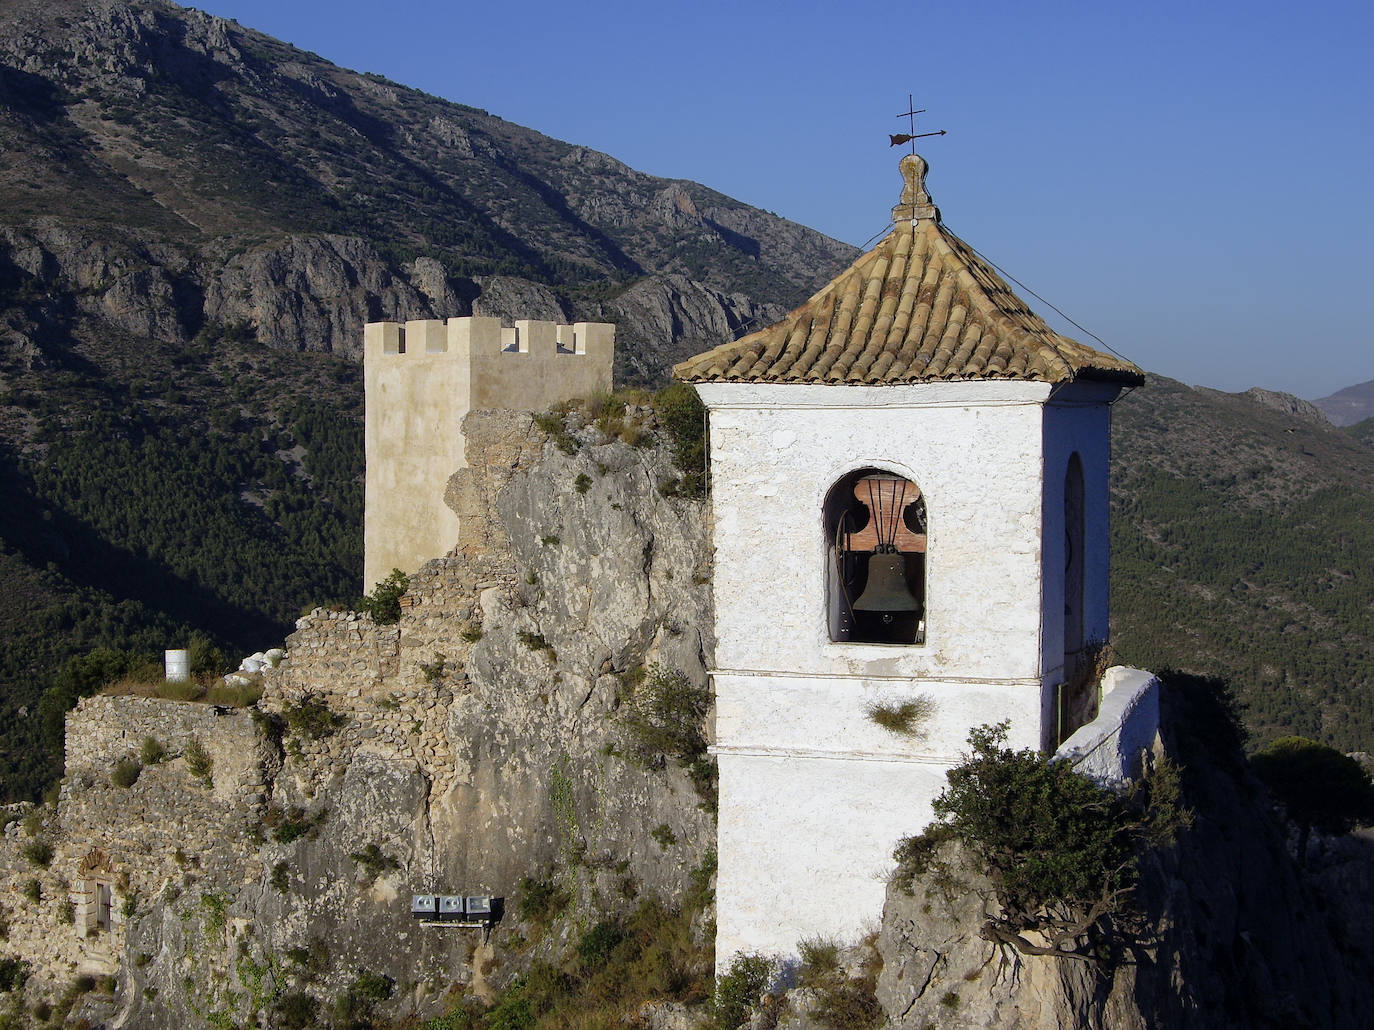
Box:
[81,409,714,1027]
[0,409,715,1025]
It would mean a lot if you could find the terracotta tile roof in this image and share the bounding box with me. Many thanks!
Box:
[674,155,1143,387]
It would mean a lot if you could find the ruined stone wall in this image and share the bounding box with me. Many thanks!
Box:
[0,697,270,1001]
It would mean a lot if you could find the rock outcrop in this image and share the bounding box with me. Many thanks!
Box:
[874,679,1374,1029]
[0,408,716,1026]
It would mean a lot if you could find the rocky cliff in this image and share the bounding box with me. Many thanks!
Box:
[0,407,717,1026]
[874,677,1374,1030]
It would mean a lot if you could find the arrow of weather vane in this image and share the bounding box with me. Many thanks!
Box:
[891,95,946,151]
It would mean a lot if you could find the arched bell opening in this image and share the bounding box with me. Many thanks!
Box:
[824,468,927,644]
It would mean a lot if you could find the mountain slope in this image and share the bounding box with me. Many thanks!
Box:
[1315,379,1374,427]
[1110,375,1374,749]
[0,0,856,801]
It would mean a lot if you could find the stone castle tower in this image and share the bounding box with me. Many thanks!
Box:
[674,155,1144,962]
[364,316,614,590]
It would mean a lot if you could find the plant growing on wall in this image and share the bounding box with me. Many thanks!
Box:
[893,722,1188,963]
[358,569,409,625]
[183,737,213,785]
[865,695,935,738]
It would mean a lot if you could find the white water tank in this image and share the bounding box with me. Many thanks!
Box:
[165,649,190,682]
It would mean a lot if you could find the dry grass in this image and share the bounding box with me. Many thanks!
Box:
[865,695,935,737]
[100,673,262,707]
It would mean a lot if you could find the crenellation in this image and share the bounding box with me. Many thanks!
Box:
[364,314,614,590]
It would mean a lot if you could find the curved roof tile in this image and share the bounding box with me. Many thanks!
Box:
[674,155,1144,387]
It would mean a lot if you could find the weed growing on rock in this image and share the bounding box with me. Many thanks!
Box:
[713,952,773,1030]
[111,757,141,788]
[183,737,213,785]
[0,957,29,993]
[517,877,570,926]
[21,840,53,868]
[200,892,229,937]
[650,823,677,849]
[271,863,290,892]
[652,383,707,498]
[268,805,328,844]
[359,568,409,625]
[517,631,556,661]
[348,843,400,881]
[574,472,592,494]
[21,880,40,904]
[533,408,579,455]
[419,654,448,682]
[282,695,346,740]
[139,737,166,764]
[618,664,710,771]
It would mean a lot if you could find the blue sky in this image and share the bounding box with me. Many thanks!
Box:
[192,0,1374,398]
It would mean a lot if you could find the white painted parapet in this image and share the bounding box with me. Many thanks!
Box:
[1055,666,1161,786]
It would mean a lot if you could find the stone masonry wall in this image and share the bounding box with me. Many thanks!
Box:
[0,696,270,1000]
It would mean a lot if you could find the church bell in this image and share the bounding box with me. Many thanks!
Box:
[853,551,920,616]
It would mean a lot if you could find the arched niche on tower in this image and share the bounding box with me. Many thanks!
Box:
[824,467,927,645]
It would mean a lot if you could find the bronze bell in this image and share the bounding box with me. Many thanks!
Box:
[853,553,920,613]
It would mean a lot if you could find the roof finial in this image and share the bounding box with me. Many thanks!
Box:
[889,93,946,154]
[892,153,939,224]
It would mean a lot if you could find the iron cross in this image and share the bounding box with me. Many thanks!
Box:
[891,93,946,152]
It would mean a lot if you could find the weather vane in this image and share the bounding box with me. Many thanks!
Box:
[890,94,946,153]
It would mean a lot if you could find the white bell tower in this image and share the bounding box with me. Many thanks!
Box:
[674,155,1143,962]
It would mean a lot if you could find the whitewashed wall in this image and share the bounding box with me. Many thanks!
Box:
[699,381,1067,964]
[1057,666,1161,785]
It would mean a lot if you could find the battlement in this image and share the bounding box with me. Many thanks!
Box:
[362,314,615,591]
[364,317,614,361]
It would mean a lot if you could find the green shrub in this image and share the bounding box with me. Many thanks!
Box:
[517,631,555,659]
[111,757,142,788]
[619,665,710,769]
[359,568,409,625]
[183,737,213,784]
[349,843,400,880]
[274,991,318,1030]
[713,952,772,1030]
[652,384,707,497]
[893,722,1186,960]
[187,632,227,677]
[516,877,570,925]
[574,472,593,494]
[650,823,677,849]
[797,936,840,983]
[0,958,29,993]
[139,737,166,764]
[1252,735,1374,864]
[282,695,346,739]
[271,806,328,844]
[22,839,53,868]
[419,654,448,682]
[271,862,291,892]
[576,920,625,966]
[22,880,40,903]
